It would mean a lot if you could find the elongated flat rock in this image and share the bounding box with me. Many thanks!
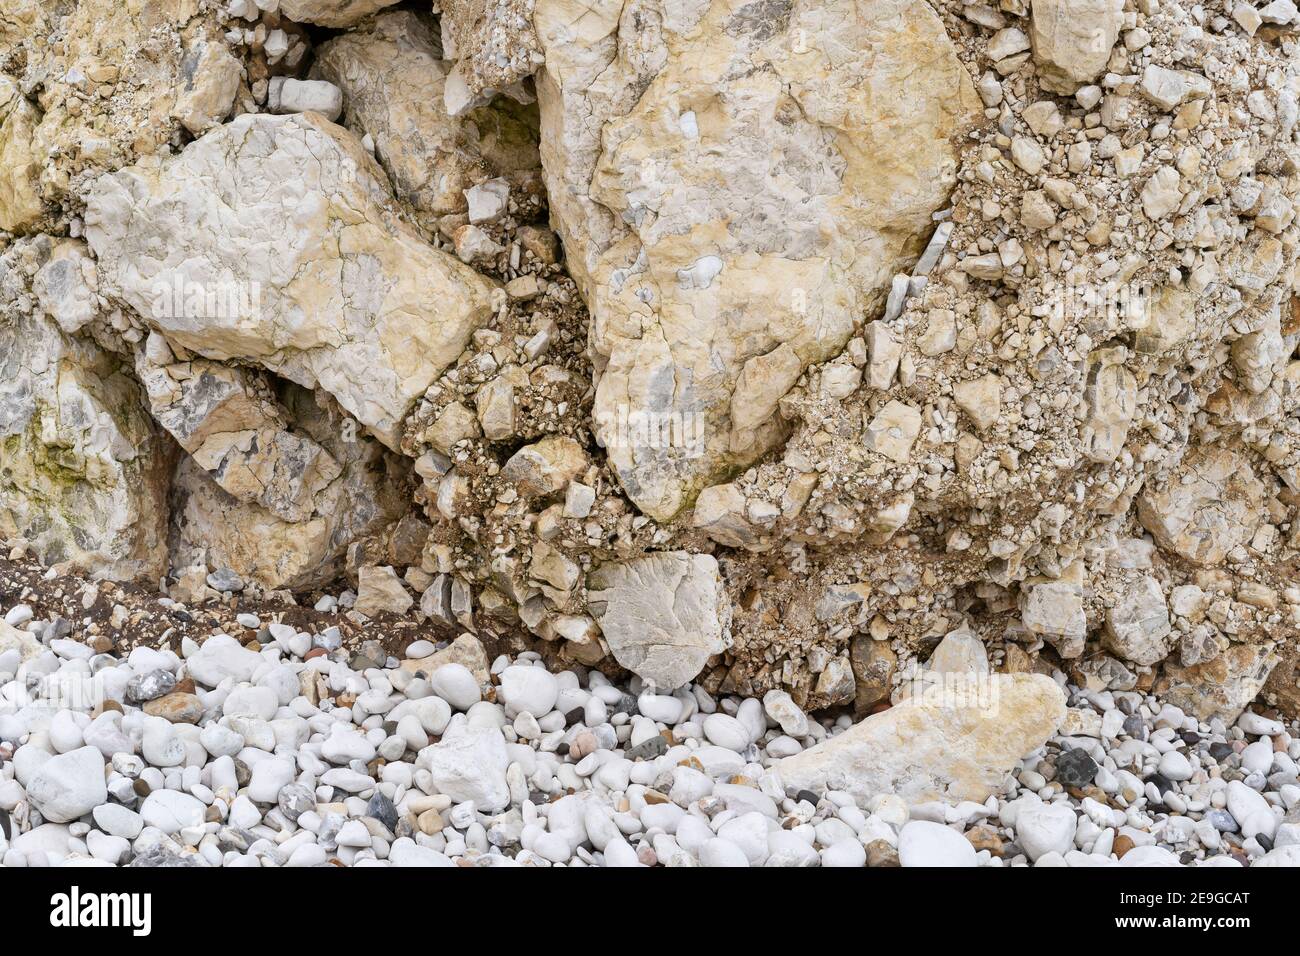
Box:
[776,674,1067,804]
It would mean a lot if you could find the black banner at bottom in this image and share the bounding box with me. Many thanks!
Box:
[0,865,1280,941]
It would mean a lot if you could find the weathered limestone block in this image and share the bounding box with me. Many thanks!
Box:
[1162,643,1282,723]
[776,673,1067,804]
[849,633,897,715]
[864,401,923,464]
[534,0,980,519]
[1133,286,1195,355]
[1136,448,1264,566]
[1231,309,1286,395]
[32,239,98,336]
[1138,66,1213,113]
[952,374,1004,433]
[171,38,242,136]
[354,564,414,616]
[0,312,170,582]
[1020,581,1087,659]
[475,371,523,440]
[1102,574,1172,667]
[692,482,763,550]
[1081,346,1138,463]
[401,631,492,683]
[587,551,732,689]
[312,11,540,234]
[85,112,498,450]
[267,78,344,122]
[501,436,587,498]
[927,626,989,674]
[1029,0,1124,94]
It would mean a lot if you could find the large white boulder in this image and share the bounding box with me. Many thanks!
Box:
[420,725,510,812]
[26,746,107,824]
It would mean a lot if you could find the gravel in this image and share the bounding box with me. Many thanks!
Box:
[1,601,1297,868]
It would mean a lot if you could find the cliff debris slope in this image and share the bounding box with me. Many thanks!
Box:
[0,0,1299,743]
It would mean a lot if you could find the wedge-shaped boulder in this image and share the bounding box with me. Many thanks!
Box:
[776,673,1066,804]
[85,112,497,450]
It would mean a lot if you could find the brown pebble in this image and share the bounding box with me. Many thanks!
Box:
[964,825,1004,856]
[865,839,900,867]
[570,730,598,760]
[144,692,205,724]
[1068,784,1108,803]
[1113,834,1135,859]
[416,808,444,835]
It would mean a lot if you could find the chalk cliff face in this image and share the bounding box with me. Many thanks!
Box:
[2,0,1300,722]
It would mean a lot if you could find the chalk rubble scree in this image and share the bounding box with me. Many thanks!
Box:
[0,0,1299,866]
